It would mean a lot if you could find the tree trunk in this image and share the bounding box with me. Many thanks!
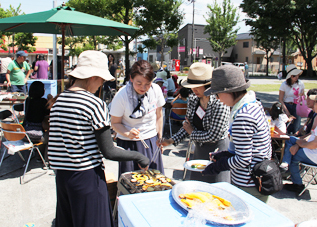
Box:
[266,50,269,77]
[305,57,313,77]
[282,37,286,77]
[218,52,222,67]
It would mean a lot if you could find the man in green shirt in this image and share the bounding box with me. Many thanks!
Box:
[6,51,30,93]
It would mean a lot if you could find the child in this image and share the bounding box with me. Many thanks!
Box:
[154,77,167,98]
[170,87,189,120]
[270,102,294,134]
[23,81,50,162]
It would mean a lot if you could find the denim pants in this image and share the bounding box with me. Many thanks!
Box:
[284,136,317,184]
[285,103,301,134]
[282,136,298,165]
[10,84,26,94]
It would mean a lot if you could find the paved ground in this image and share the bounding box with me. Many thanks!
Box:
[1,78,317,226]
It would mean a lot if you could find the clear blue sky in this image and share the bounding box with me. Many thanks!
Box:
[0,0,250,34]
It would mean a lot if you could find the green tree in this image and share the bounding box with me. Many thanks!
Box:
[106,0,184,76]
[65,0,124,57]
[244,11,280,76]
[241,0,317,77]
[0,4,37,53]
[204,0,239,66]
[139,0,183,67]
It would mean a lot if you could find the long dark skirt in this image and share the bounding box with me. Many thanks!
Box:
[55,165,114,227]
[117,134,164,177]
[190,138,231,183]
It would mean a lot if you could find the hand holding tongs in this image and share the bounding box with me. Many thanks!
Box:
[150,138,162,164]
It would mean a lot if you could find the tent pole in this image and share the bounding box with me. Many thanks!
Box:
[61,25,65,92]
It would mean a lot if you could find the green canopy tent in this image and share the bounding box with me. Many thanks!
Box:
[0,5,138,90]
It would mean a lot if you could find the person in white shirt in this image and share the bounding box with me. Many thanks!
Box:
[279,65,305,134]
[270,102,294,134]
[279,64,305,134]
[110,60,166,177]
[283,93,317,194]
[0,54,14,83]
[165,70,175,96]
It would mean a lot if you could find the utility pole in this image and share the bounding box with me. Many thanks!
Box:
[189,0,195,63]
[53,0,57,80]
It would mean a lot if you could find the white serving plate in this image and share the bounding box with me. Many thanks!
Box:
[183,159,211,172]
[172,181,251,225]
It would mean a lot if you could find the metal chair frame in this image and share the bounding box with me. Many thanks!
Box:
[168,106,187,138]
[299,163,317,196]
[1,121,47,184]
[0,109,26,169]
[182,139,194,181]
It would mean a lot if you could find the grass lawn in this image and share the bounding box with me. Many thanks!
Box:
[249,82,317,92]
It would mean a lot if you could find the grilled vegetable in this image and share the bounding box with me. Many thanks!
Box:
[181,192,210,203]
[212,195,232,207]
[178,191,235,221]
[191,164,206,169]
[181,199,197,208]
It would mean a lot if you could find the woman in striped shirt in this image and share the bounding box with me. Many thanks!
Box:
[48,51,149,227]
[203,65,272,203]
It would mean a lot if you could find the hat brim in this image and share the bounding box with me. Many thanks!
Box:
[286,68,303,79]
[181,79,211,88]
[204,80,251,96]
[308,94,317,101]
[68,66,114,81]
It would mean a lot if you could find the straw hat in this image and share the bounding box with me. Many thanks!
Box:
[69,50,114,81]
[286,64,303,80]
[181,62,213,88]
[204,65,250,95]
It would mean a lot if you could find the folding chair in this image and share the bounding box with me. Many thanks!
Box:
[12,103,24,124]
[298,163,317,196]
[1,121,47,184]
[0,109,26,168]
[168,102,187,137]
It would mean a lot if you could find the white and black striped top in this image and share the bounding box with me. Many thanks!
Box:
[47,90,110,171]
[229,102,272,187]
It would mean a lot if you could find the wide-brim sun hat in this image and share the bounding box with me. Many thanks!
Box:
[308,94,317,101]
[181,62,213,88]
[204,65,250,96]
[286,64,303,80]
[68,50,114,81]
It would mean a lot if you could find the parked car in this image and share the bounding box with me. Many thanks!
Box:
[221,62,233,66]
[233,62,245,72]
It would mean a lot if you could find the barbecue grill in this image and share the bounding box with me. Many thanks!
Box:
[112,170,176,220]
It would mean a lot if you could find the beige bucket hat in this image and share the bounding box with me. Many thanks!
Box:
[286,64,303,80]
[181,62,213,88]
[69,50,114,81]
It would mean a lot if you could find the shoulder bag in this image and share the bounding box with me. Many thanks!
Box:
[250,159,283,195]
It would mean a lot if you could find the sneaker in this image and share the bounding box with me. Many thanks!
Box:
[279,162,289,173]
[283,183,305,194]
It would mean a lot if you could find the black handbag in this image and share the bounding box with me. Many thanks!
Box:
[250,159,283,195]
